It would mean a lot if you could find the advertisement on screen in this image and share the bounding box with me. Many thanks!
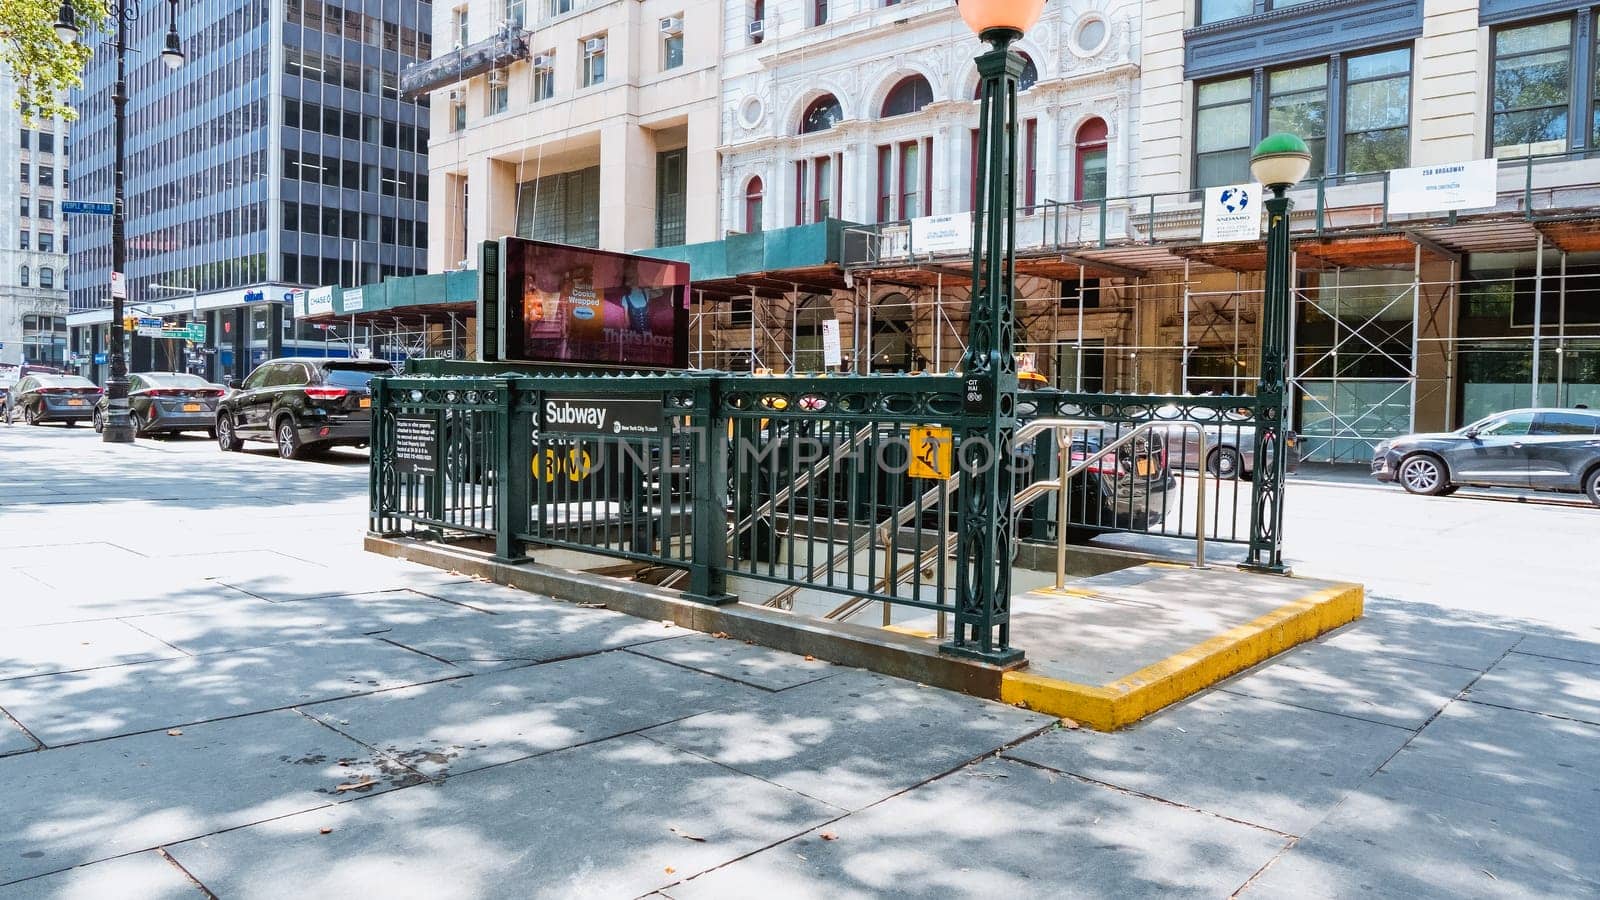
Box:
[500,238,690,369]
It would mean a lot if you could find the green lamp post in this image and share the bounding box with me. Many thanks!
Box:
[1245,133,1311,573]
[943,0,1043,664]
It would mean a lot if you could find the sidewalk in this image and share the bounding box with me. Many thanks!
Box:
[1,426,1596,898]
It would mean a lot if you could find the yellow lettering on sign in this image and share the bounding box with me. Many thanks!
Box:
[908,426,953,480]
[531,447,595,482]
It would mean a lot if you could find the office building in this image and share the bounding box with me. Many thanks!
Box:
[0,77,70,373]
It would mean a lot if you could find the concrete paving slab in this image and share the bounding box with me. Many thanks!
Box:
[1002,692,1413,836]
[0,713,38,756]
[1313,601,1525,671]
[121,590,493,656]
[0,636,462,746]
[0,710,418,886]
[406,579,569,614]
[1010,566,1310,685]
[665,757,1290,899]
[300,651,764,777]
[626,634,838,691]
[0,851,202,900]
[210,557,474,602]
[0,620,186,681]
[642,668,1054,810]
[1378,701,1600,830]
[0,542,146,571]
[1242,780,1600,899]
[165,735,840,900]
[375,601,689,668]
[1217,639,1479,730]
[1466,652,1600,725]
[1510,633,1600,667]
[0,576,261,628]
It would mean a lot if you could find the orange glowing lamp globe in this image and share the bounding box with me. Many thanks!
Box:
[958,0,1045,39]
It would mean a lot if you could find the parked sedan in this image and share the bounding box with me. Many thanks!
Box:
[92,372,227,437]
[1372,408,1600,506]
[1145,404,1300,479]
[5,374,102,426]
[215,357,396,459]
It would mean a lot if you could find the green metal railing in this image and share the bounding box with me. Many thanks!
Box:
[369,373,1292,656]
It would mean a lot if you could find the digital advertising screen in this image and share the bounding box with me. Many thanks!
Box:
[499,238,690,370]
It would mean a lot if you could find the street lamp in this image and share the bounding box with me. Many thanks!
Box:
[943,0,1042,665]
[1244,133,1310,573]
[57,0,185,442]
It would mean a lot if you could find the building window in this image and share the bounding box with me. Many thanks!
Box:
[799,94,843,134]
[38,132,54,154]
[546,0,574,17]
[744,176,764,232]
[878,139,931,221]
[656,150,687,246]
[20,162,28,183]
[19,196,28,218]
[793,153,840,225]
[39,267,53,289]
[453,7,468,46]
[1268,62,1328,179]
[505,0,525,29]
[38,166,53,186]
[18,129,28,149]
[533,52,555,100]
[582,34,606,86]
[18,231,27,250]
[1492,19,1572,157]
[661,14,684,70]
[1344,47,1411,173]
[882,75,934,118]
[1195,76,1252,188]
[812,0,827,27]
[749,0,764,43]
[38,199,53,219]
[1024,117,1039,208]
[1198,0,1251,25]
[489,71,509,113]
[451,95,467,129]
[18,266,27,287]
[38,233,52,252]
[1076,117,1108,200]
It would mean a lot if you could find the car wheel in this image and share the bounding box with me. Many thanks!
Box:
[1398,453,1449,496]
[276,417,303,460]
[131,412,149,436]
[216,414,243,452]
[1586,467,1600,508]
[92,409,104,433]
[25,406,40,426]
[1206,447,1242,479]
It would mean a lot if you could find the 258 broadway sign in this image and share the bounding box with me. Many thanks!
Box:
[540,396,661,436]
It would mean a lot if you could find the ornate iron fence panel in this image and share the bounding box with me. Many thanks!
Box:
[1023,390,1284,548]
[369,376,507,540]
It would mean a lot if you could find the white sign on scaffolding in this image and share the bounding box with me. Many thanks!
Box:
[341,287,365,313]
[1387,159,1497,215]
[911,212,973,255]
[1202,183,1263,243]
[306,285,335,316]
[820,318,842,368]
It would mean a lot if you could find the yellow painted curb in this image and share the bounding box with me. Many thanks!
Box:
[1000,582,1364,730]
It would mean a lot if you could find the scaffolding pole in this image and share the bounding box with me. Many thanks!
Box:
[1532,234,1544,407]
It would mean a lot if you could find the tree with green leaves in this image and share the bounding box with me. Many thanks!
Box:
[0,0,105,124]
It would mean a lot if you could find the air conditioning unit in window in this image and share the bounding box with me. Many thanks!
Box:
[747,19,764,38]
[659,16,683,35]
[531,54,553,71]
[584,37,605,54]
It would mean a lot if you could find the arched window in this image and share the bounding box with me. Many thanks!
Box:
[881,75,933,118]
[1075,118,1109,201]
[39,267,54,289]
[799,94,843,134]
[18,265,27,287]
[744,176,764,233]
[973,54,1037,99]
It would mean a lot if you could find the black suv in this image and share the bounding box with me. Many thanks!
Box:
[215,357,395,459]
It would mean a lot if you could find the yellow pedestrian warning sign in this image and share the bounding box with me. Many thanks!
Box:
[908,426,953,480]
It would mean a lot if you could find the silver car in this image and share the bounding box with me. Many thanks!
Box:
[1144,404,1301,480]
